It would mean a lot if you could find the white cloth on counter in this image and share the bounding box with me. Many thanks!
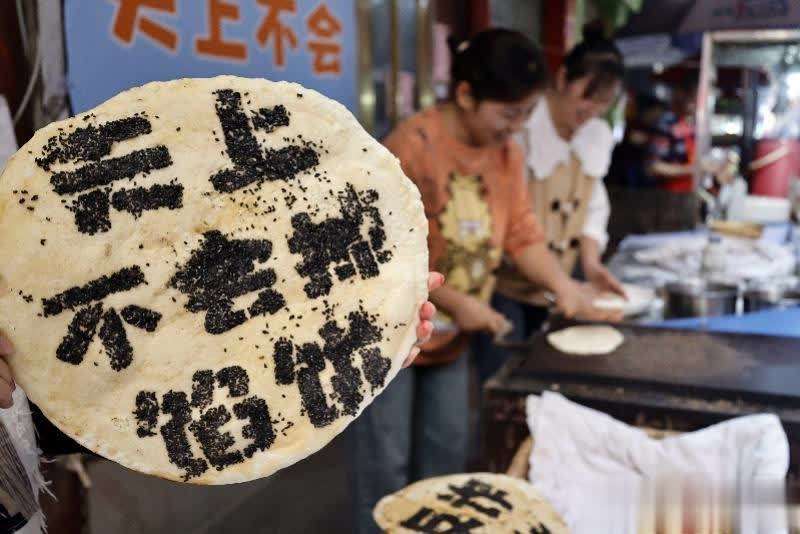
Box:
[622,235,795,285]
[526,392,789,534]
[522,98,613,251]
[618,231,707,252]
[618,224,792,251]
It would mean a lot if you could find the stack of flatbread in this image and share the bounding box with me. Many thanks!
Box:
[0,77,428,484]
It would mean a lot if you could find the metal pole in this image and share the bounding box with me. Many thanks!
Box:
[695,32,715,194]
[356,0,375,134]
[389,0,399,127]
[416,0,435,110]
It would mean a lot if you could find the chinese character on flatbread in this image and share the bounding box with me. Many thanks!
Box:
[373,473,569,533]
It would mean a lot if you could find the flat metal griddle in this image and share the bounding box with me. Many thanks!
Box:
[508,320,800,404]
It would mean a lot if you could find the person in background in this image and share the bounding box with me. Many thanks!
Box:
[650,78,698,192]
[349,29,612,533]
[479,23,626,383]
[608,93,669,189]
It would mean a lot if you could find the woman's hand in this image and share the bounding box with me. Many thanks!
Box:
[584,261,626,298]
[575,295,624,323]
[554,281,623,323]
[402,272,445,368]
[450,294,511,336]
[0,331,16,408]
[552,280,583,318]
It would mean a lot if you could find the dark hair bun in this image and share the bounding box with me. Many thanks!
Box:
[582,20,606,44]
[446,35,464,56]
[562,20,624,98]
[447,29,548,103]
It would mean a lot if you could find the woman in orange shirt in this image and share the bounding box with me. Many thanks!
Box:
[349,30,613,533]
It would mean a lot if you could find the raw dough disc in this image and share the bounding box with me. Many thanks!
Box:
[547,325,624,356]
[0,76,428,484]
[373,472,569,533]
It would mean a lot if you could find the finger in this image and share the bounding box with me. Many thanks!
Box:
[428,272,445,292]
[0,359,13,387]
[583,283,603,298]
[419,301,436,321]
[489,313,509,335]
[593,307,622,323]
[495,314,512,337]
[0,389,11,409]
[606,276,627,299]
[486,318,502,335]
[608,309,624,323]
[0,332,14,357]
[0,360,14,409]
[493,321,509,337]
[416,320,433,345]
[403,347,421,368]
[559,302,576,319]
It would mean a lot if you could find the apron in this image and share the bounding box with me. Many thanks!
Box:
[420,172,501,363]
[496,154,595,305]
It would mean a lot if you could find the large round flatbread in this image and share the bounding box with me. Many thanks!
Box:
[373,473,569,533]
[547,325,624,356]
[0,76,428,484]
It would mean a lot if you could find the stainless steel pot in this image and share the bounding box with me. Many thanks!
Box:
[663,280,739,319]
[744,286,800,313]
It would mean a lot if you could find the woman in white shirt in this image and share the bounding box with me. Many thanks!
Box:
[477,23,626,382]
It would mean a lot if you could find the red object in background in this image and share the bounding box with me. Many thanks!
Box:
[0,1,29,143]
[467,0,490,34]
[541,0,576,75]
[661,117,696,194]
[751,139,800,198]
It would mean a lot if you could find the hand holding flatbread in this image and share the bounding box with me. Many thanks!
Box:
[403,272,444,368]
[558,283,624,323]
[0,76,428,483]
[585,261,626,298]
[0,332,14,408]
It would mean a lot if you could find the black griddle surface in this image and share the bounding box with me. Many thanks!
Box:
[509,322,800,402]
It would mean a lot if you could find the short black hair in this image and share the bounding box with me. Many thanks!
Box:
[448,29,548,103]
[563,21,625,98]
